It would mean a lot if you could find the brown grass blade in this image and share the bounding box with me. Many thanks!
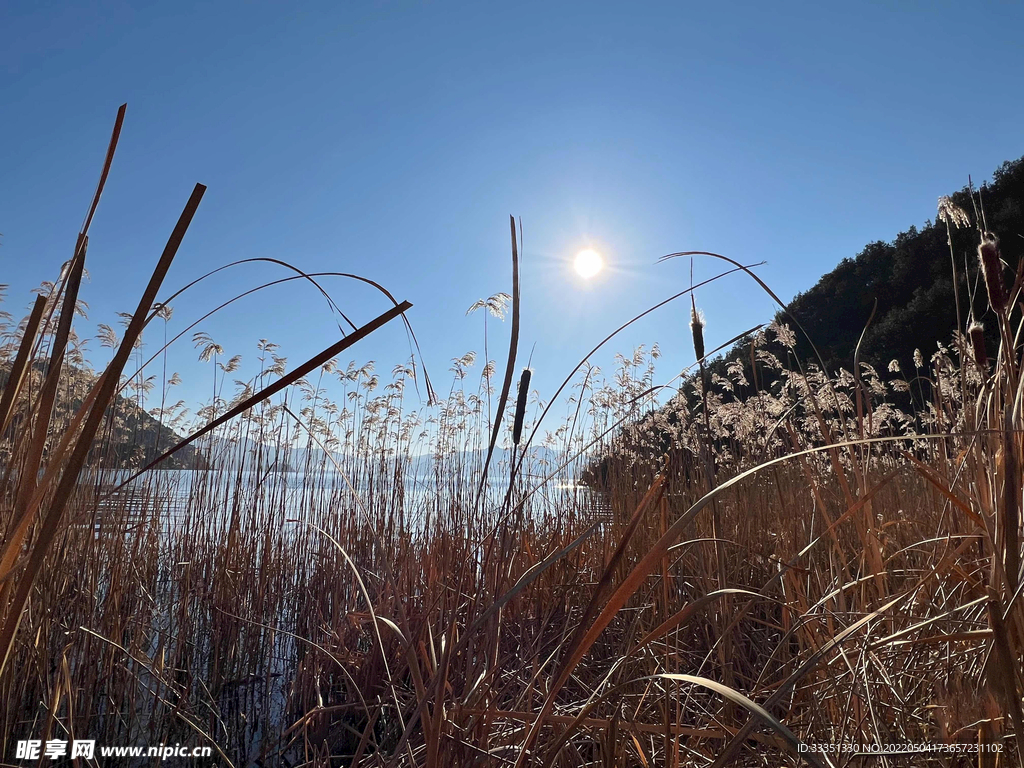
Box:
[0,256,87,582]
[562,475,666,662]
[0,295,46,437]
[0,371,108,583]
[464,521,602,641]
[476,216,520,502]
[16,251,87,495]
[630,589,763,656]
[81,103,126,237]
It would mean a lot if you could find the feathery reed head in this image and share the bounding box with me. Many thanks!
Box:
[937,196,971,230]
[978,232,1008,313]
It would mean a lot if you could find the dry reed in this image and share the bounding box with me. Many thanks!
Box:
[1,108,1022,768]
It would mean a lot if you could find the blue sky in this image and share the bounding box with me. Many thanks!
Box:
[3,1,1023,423]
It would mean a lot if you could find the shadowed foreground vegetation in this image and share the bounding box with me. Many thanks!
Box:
[2,109,1024,767]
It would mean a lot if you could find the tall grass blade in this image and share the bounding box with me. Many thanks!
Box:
[0,295,46,437]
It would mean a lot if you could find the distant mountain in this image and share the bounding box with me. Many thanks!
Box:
[0,362,205,470]
[96,393,207,470]
[405,446,565,475]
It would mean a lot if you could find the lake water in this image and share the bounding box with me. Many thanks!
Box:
[85,463,609,538]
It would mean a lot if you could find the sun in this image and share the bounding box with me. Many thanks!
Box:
[574,249,603,279]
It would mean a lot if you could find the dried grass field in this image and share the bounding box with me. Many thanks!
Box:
[2,108,1023,767]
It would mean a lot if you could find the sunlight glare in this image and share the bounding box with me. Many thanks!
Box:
[574,249,603,279]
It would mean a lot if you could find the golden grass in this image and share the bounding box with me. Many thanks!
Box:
[1,106,1022,768]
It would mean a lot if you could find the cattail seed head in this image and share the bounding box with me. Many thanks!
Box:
[512,367,532,445]
[690,303,706,362]
[978,233,1008,314]
[967,321,988,370]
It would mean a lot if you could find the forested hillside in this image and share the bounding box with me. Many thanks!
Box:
[707,155,1024,399]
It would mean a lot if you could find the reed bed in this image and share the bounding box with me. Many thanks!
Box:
[1,110,1022,767]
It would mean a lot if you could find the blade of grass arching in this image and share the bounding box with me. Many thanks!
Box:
[119,268,405,394]
[664,251,873,529]
[657,674,830,768]
[705,467,903,675]
[118,266,434,402]
[530,669,797,766]
[555,588,772,759]
[292,519,416,751]
[867,596,988,650]
[658,251,844,415]
[476,215,520,504]
[281,405,422,768]
[153,256,434,401]
[149,257,360,332]
[0,295,46,437]
[108,300,411,490]
[723,525,985,759]
[293,520,407,654]
[0,183,205,678]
